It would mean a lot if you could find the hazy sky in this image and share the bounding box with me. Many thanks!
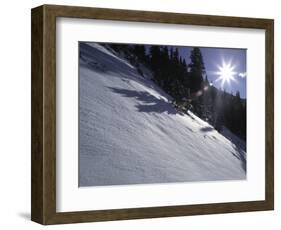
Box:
[143,45,247,98]
[178,47,247,99]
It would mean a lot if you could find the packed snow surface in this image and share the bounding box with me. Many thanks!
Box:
[79,43,246,186]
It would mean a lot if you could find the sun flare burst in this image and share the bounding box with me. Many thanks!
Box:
[215,60,237,87]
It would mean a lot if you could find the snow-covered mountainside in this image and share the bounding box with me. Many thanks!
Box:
[79,42,246,186]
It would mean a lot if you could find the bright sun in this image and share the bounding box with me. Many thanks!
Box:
[215,60,236,87]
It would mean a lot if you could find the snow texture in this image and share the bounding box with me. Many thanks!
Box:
[79,42,246,187]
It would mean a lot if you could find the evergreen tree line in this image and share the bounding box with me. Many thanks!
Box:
[108,44,246,140]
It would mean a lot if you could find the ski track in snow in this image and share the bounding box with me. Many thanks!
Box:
[79,42,246,186]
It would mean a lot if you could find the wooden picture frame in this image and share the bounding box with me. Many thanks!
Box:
[31,4,274,225]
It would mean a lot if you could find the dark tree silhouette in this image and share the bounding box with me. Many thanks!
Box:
[111,43,246,140]
[188,48,205,93]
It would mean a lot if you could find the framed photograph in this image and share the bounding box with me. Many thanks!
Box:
[31,4,274,225]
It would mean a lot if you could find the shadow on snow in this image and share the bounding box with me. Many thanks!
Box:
[79,42,162,94]
[222,130,247,172]
[108,87,177,115]
[200,125,246,173]
[200,127,214,132]
[81,42,247,174]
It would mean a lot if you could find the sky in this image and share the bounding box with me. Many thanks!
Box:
[142,44,246,98]
[178,46,247,99]
[104,43,247,99]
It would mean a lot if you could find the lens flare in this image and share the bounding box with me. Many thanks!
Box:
[215,60,237,87]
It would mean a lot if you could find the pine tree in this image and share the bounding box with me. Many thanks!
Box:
[188,47,205,92]
[149,46,161,82]
[173,48,179,65]
[134,45,146,62]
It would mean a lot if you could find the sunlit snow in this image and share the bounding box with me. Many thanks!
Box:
[79,43,246,187]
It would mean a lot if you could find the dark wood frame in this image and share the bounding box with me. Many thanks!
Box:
[31,4,274,225]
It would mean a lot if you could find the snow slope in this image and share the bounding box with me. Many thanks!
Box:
[79,42,246,186]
